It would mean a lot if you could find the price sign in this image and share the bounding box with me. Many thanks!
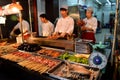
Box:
[0,17,6,24]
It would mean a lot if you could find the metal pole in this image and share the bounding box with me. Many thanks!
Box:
[0,25,3,39]
[77,0,81,38]
[111,0,119,65]
[19,11,24,43]
[28,0,33,37]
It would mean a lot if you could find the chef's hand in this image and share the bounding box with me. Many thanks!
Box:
[52,32,58,36]
[81,26,87,31]
[47,32,58,39]
[10,31,14,36]
[60,33,66,37]
[77,19,85,26]
[81,26,93,31]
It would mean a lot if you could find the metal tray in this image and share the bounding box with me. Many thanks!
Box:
[47,61,100,80]
[0,51,33,63]
[36,48,64,58]
[17,54,63,74]
[37,54,63,72]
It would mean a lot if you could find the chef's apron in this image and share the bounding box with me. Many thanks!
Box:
[81,31,96,43]
[23,33,30,40]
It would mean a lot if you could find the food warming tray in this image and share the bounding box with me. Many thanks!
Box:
[47,62,100,80]
[17,54,63,74]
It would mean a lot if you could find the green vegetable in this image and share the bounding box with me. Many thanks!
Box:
[59,52,89,64]
[80,58,88,64]
[67,55,76,62]
[59,52,70,59]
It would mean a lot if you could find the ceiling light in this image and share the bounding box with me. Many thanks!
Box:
[106,0,111,5]
[1,2,23,16]
[9,2,23,11]
[96,0,102,5]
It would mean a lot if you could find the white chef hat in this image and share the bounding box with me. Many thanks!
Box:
[60,5,68,10]
[87,7,93,13]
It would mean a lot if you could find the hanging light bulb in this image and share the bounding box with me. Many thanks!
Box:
[6,2,23,14]
[9,2,23,11]
[0,2,23,16]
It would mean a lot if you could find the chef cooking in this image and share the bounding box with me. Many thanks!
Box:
[77,7,97,43]
[39,13,54,37]
[10,14,30,40]
[48,5,74,39]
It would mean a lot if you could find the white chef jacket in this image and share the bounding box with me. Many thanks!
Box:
[41,21,54,36]
[14,20,30,34]
[83,17,97,33]
[55,16,74,35]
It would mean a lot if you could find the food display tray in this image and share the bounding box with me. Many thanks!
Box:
[47,62,100,80]
[36,47,64,58]
[0,51,33,62]
[17,54,63,74]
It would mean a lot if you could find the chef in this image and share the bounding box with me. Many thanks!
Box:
[78,7,97,43]
[39,14,54,36]
[10,15,30,39]
[53,5,74,38]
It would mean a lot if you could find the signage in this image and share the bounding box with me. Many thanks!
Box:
[0,17,6,24]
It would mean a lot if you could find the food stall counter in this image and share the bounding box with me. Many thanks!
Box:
[27,37,75,51]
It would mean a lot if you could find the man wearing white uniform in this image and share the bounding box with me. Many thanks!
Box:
[53,5,74,37]
[40,14,54,36]
[81,7,97,43]
[10,16,30,36]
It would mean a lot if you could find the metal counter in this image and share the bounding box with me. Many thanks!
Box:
[27,37,75,51]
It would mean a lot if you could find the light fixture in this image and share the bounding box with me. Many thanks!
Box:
[96,0,102,5]
[0,7,3,16]
[0,2,23,16]
[106,0,111,5]
[0,7,2,10]
[9,2,23,14]
[9,2,23,11]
